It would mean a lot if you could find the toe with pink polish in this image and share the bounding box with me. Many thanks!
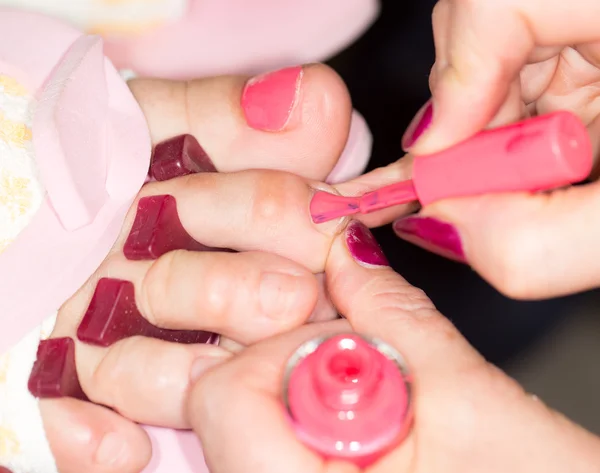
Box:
[150,134,216,181]
[28,337,87,400]
[77,278,218,347]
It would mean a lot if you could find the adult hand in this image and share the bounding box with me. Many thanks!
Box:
[187,220,600,473]
[41,64,363,473]
[344,0,600,299]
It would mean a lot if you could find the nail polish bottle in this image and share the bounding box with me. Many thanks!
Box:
[284,333,412,467]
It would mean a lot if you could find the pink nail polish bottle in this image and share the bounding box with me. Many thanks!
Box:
[284,333,412,467]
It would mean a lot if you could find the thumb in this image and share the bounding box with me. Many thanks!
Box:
[392,181,600,299]
[408,2,532,155]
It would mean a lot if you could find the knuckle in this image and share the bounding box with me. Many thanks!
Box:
[141,250,183,326]
[489,226,543,299]
[359,273,437,314]
[90,337,135,409]
[353,273,461,343]
[249,171,302,230]
[201,265,237,319]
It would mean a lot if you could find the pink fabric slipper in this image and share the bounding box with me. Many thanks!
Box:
[102,0,380,80]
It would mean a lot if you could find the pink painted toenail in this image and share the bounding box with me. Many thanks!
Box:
[123,195,218,260]
[150,134,216,181]
[77,278,219,347]
[28,337,87,400]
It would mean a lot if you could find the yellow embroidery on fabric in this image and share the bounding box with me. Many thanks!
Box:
[0,76,28,97]
[0,112,32,148]
[0,353,9,383]
[87,20,162,35]
[0,426,19,456]
[0,170,33,220]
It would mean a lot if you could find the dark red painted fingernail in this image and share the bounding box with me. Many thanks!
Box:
[150,134,216,181]
[402,99,433,150]
[28,338,88,401]
[345,221,389,267]
[77,278,219,347]
[123,195,213,260]
[0,467,14,473]
[393,216,466,263]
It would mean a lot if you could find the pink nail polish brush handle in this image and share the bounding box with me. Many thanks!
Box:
[311,111,593,222]
[284,333,412,467]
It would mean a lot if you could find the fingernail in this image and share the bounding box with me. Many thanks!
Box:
[123,195,213,260]
[190,355,227,383]
[259,271,304,320]
[241,66,303,132]
[402,99,433,150]
[150,134,216,181]
[346,221,389,267]
[393,216,466,262]
[95,432,129,466]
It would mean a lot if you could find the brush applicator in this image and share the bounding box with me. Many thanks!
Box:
[311,111,593,223]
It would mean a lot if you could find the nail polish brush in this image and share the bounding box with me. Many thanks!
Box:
[310,111,593,223]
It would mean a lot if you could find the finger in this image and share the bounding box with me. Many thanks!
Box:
[123,170,348,273]
[128,64,363,181]
[325,220,482,376]
[40,398,150,473]
[187,319,353,473]
[326,221,600,472]
[429,0,451,90]
[533,47,600,146]
[392,181,600,299]
[412,0,600,155]
[56,250,319,344]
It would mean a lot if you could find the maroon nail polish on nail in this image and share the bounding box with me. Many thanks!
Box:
[346,221,389,267]
[28,338,88,401]
[150,134,216,181]
[393,216,465,262]
[123,195,215,260]
[402,100,433,150]
[77,278,219,347]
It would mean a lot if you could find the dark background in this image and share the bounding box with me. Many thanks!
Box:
[327,0,597,367]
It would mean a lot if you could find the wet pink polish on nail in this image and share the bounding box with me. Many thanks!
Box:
[77,278,218,347]
[150,134,216,181]
[123,195,215,260]
[241,66,303,132]
[28,337,88,400]
[402,100,433,150]
[346,221,389,266]
[285,333,412,467]
[394,216,465,262]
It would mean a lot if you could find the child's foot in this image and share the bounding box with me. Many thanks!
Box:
[36,65,373,473]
